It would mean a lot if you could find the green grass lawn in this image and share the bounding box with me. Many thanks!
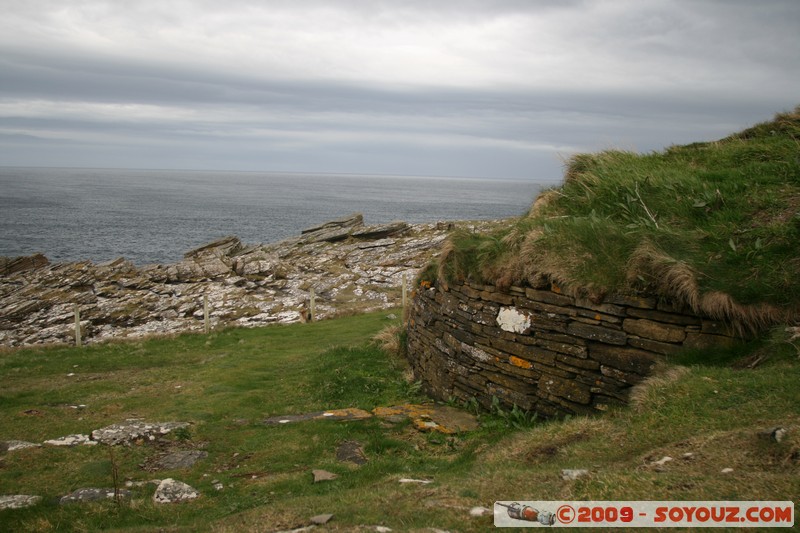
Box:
[2,312,799,532]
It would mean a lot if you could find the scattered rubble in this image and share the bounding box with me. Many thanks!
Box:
[1,215,497,347]
[59,487,131,505]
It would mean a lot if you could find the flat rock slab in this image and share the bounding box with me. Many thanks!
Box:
[336,440,368,465]
[264,408,372,425]
[44,434,96,447]
[0,440,41,452]
[374,404,480,434]
[302,213,363,234]
[60,487,132,505]
[352,221,409,240]
[265,404,479,434]
[153,478,199,503]
[151,450,208,471]
[91,420,190,445]
[423,405,481,434]
[0,495,41,510]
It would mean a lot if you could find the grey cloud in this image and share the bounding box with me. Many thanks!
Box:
[0,0,798,179]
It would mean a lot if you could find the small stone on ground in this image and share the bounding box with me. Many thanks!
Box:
[760,426,787,443]
[650,456,673,467]
[561,469,590,480]
[312,469,338,483]
[153,478,199,503]
[310,513,334,525]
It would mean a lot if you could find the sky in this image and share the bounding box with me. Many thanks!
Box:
[1,0,798,182]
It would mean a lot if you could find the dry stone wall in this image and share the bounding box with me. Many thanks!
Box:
[406,281,742,417]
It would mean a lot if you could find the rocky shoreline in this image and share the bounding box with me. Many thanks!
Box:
[0,214,496,348]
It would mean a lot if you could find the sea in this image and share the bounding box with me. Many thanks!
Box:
[0,167,548,266]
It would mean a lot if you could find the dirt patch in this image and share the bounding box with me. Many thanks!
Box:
[749,188,800,228]
[524,430,591,464]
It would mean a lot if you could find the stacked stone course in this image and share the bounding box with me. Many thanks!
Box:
[406,281,741,417]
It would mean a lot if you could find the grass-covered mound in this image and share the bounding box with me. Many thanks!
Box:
[433,107,800,331]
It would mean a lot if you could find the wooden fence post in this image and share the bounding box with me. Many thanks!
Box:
[402,274,407,310]
[74,304,82,347]
[309,288,316,322]
[203,294,210,334]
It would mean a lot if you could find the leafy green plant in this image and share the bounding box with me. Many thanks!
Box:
[475,396,540,430]
[173,426,192,441]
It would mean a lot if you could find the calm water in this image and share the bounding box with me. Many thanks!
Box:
[0,167,545,265]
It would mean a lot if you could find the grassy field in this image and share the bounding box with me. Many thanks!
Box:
[1,312,799,532]
[430,108,800,332]
[3,109,800,531]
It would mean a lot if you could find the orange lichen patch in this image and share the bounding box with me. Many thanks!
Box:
[594,314,603,321]
[314,408,373,421]
[551,283,562,294]
[509,355,533,369]
[373,404,434,419]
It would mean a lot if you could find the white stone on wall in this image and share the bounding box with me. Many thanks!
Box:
[496,306,531,334]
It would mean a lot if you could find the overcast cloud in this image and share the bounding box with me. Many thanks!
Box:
[1,0,798,181]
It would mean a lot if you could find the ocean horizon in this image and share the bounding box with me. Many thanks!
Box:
[0,167,548,266]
